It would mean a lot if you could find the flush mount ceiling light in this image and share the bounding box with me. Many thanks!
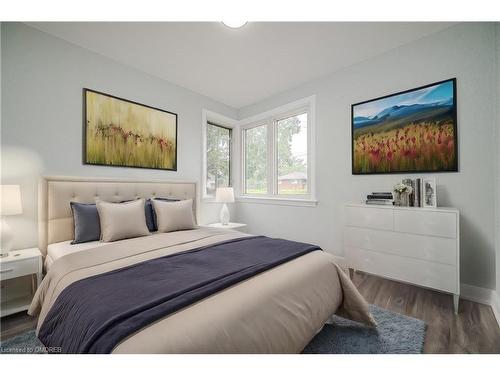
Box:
[221,20,248,29]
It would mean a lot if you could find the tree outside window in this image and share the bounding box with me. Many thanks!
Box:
[206,122,231,196]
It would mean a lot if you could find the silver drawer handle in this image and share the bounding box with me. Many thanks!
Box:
[0,269,14,274]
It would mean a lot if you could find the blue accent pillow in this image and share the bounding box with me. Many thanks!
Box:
[70,202,101,244]
[144,199,156,232]
[121,198,179,232]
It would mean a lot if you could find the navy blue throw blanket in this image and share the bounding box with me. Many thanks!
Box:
[38,236,320,353]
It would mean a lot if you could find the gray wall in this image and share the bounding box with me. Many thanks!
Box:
[2,22,498,291]
[1,23,237,250]
[497,23,500,297]
[236,23,498,290]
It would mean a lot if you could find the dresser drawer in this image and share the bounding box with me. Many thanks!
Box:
[344,227,457,265]
[394,209,457,238]
[346,246,458,293]
[0,258,39,281]
[345,206,393,231]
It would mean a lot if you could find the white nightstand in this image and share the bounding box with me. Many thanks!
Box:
[0,248,42,317]
[201,222,247,231]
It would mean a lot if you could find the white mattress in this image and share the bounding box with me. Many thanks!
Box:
[45,240,106,271]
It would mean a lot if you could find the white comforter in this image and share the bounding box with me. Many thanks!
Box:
[31,228,375,353]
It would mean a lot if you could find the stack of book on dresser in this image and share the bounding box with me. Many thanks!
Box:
[365,192,394,206]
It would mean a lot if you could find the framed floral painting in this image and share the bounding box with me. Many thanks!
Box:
[352,79,457,174]
[83,89,177,171]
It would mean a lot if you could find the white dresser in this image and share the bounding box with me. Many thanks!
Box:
[343,203,460,313]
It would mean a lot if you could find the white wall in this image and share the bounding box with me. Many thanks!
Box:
[0,22,2,158]
[236,23,498,290]
[1,23,237,250]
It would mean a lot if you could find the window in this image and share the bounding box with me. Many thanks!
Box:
[241,97,314,202]
[206,121,232,196]
[277,113,308,195]
[244,124,267,194]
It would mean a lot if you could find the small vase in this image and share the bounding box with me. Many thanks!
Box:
[395,192,409,207]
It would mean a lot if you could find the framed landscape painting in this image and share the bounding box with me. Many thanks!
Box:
[351,78,457,174]
[84,89,177,171]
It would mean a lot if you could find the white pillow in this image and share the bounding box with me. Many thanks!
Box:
[152,199,195,233]
[96,199,151,242]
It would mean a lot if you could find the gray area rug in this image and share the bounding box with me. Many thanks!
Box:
[1,305,425,354]
[1,329,47,354]
[302,305,426,354]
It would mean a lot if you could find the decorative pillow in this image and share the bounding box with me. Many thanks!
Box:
[121,198,156,232]
[96,199,151,242]
[70,202,101,244]
[152,199,195,233]
[121,198,180,232]
[152,197,179,230]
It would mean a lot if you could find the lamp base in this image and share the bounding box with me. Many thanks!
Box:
[220,203,230,225]
[0,218,13,258]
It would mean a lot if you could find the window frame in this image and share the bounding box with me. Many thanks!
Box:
[207,121,233,195]
[242,120,270,196]
[239,96,316,206]
[202,110,238,201]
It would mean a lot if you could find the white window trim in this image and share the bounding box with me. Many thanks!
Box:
[201,109,238,202]
[238,95,317,206]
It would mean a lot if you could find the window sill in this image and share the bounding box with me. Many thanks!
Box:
[236,196,318,207]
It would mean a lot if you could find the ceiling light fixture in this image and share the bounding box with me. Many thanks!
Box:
[222,21,248,29]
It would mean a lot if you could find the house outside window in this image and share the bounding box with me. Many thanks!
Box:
[240,96,316,204]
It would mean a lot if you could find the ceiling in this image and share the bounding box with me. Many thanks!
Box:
[27,22,455,108]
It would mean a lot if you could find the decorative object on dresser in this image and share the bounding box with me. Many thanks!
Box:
[365,192,394,206]
[393,183,413,207]
[83,89,178,171]
[392,177,430,207]
[0,185,23,258]
[402,179,415,206]
[343,203,460,314]
[215,187,235,225]
[0,248,42,317]
[422,178,437,208]
[414,178,422,207]
[351,78,458,174]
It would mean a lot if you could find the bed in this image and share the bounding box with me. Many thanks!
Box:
[45,240,104,270]
[29,176,374,354]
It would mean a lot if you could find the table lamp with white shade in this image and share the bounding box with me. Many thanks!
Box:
[1,185,23,257]
[215,187,234,225]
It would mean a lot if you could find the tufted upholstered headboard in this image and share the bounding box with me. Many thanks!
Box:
[38,176,197,256]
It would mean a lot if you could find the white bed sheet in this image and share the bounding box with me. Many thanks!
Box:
[43,228,215,271]
[45,240,106,271]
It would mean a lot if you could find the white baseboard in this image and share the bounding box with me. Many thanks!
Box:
[491,292,500,327]
[459,283,494,305]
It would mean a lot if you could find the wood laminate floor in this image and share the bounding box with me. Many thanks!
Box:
[352,271,500,353]
[1,272,499,353]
